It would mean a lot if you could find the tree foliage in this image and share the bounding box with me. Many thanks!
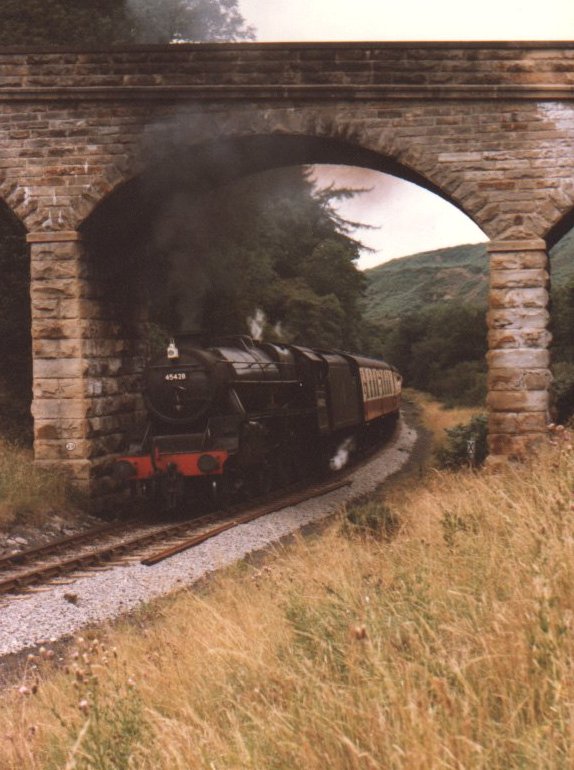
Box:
[383,304,488,406]
[0,0,253,47]
[145,167,368,351]
[0,207,32,442]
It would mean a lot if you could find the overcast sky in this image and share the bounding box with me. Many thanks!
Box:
[237,0,573,268]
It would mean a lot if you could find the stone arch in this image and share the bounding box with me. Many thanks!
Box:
[76,108,487,234]
[546,205,574,253]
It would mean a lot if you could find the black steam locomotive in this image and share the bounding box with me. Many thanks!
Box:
[115,336,402,509]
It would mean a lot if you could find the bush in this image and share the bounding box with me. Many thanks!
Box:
[428,360,487,408]
[551,361,574,424]
[435,414,488,470]
[341,500,401,541]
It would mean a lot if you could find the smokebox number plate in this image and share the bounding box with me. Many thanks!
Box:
[164,372,187,382]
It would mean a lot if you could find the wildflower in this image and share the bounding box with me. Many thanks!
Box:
[350,625,368,640]
[78,699,90,715]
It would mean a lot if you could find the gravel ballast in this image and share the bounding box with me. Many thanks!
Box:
[0,420,416,658]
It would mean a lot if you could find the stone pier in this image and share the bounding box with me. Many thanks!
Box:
[28,231,146,497]
[487,240,552,459]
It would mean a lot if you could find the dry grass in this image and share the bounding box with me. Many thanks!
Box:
[0,439,72,528]
[2,433,574,769]
[405,388,482,452]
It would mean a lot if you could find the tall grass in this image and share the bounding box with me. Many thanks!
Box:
[2,435,574,769]
[405,388,482,453]
[0,439,71,527]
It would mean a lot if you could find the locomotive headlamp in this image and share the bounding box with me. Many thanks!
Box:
[166,339,179,360]
[198,454,220,473]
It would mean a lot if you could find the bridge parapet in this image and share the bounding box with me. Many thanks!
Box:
[0,42,573,100]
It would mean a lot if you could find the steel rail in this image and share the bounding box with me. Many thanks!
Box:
[0,476,352,596]
[0,513,221,596]
[0,519,134,569]
[141,478,352,566]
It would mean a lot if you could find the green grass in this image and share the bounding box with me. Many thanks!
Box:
[0,439,72,527]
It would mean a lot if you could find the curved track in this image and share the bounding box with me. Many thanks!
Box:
[0,477,352,599]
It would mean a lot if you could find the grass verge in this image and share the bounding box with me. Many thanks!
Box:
[1,429,574,769]
[0,439,72,529]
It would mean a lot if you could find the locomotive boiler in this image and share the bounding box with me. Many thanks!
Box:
[115,335,402,509]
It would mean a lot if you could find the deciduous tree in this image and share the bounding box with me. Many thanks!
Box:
[0,0,253,47]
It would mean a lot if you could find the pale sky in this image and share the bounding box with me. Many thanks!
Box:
[239,0,574,43]
[237,0,573,268]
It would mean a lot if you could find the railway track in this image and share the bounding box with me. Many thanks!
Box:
[0,476,352,600]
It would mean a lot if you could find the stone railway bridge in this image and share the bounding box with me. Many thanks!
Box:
[0,40,573,497]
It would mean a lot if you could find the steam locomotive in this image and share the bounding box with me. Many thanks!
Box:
[115,336,402,509]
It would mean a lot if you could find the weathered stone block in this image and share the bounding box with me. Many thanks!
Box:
[31,319,82,339]
[490,268,548,289]
[35,418,85,440]
[487,348,550,369]
[489,251,548,270]
[488,368,553,391]
[33,338,81,358]
[33,378,86,399]
[489,288,549,310]
[487,389,549,412]
[34,458,92,484]
[30,260,81,281]
[31,397,89,420]
[34,438,92,461]
[488,432,547,457]
[33,357,88,378]
[487,307,550,329]
[487,328,552,349]
[488,411,548,434]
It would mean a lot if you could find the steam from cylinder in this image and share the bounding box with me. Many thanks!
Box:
[329,437,356,471]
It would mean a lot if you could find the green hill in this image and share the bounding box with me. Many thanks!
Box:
[363,229,574,325]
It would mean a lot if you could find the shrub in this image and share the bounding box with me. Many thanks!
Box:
[435,414,488,469]
[551,361,574,424]
[341,500,401,541]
